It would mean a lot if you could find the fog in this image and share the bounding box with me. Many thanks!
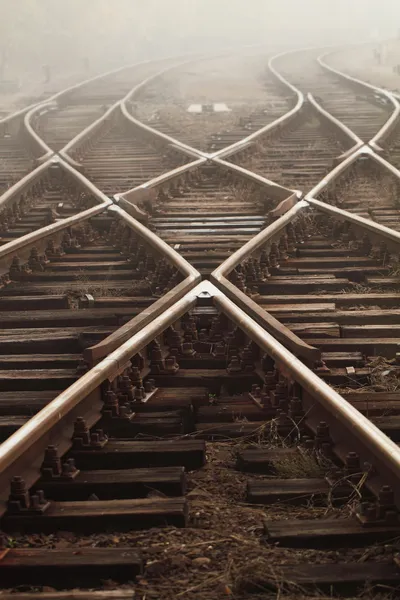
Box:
[1,0,400,84]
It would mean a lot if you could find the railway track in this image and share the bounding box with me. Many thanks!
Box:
[225,48,396,195]
[0,75,94,195]
[1,280,400,597]
[275,48,393,142]
[0,197,197,445]
[63,107,189,196]
[310,150,400,232]
[0,161,109,247]
[30,61,176,154]
[0,59,178,195]
[1,43,400,599]
[129,54,294,152]
[222,67,353,191]
[228,105,347,192]
[116,160,295,279]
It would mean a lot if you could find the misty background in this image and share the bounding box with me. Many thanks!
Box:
[1,0,399,85]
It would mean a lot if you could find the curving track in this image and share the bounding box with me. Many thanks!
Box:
[1,43,400,599]
[275,48,392,141]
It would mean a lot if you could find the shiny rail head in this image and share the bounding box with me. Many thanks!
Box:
[2,280,400,516]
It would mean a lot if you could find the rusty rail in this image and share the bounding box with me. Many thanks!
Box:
[211,46,369,165]
[85,203,200,364]
[306,196,400,251]
[305,144,400,250]
[211,180,400,361]
[0,153,109,221]
[210,200,319,364]
[0,63,138,130]
[0,159,50,213]
[0,202,111,277]
[0,156,200,356]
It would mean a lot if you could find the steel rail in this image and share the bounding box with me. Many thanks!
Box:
[0,151,201,361]
[2,281,400,516]
[0,192,200,364]
[24,52,217,166]
[59,102,127,170]
[208,49,304,161]
[210,200,319,364]
[23,103,57,163]
[212,282,400,503]
[56,43,369,206]
[61,49,264,166]
[209,45,370,165]
[304,143,400,250]
[318,49,400,152]
[121,60,210,159]
[0,201,111,277]
[307,92,364,161]
[0,281,201,516]
[60,59,206,169]
[0,56,179,144]
[306,145,373,200]
[213,157,301,199]
[116,45,352,166]
[306,196,400,250]
[0,148,111,222]
[211,174,400,359]
[0,66,130,130]
[85,203,200,364]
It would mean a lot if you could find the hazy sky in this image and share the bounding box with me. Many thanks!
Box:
[1,0,399,79]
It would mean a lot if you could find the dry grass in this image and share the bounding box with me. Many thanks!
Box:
[331,167,399,218]
[367,356,400,392]
[272,452,325,479]
[334,356,400,395]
